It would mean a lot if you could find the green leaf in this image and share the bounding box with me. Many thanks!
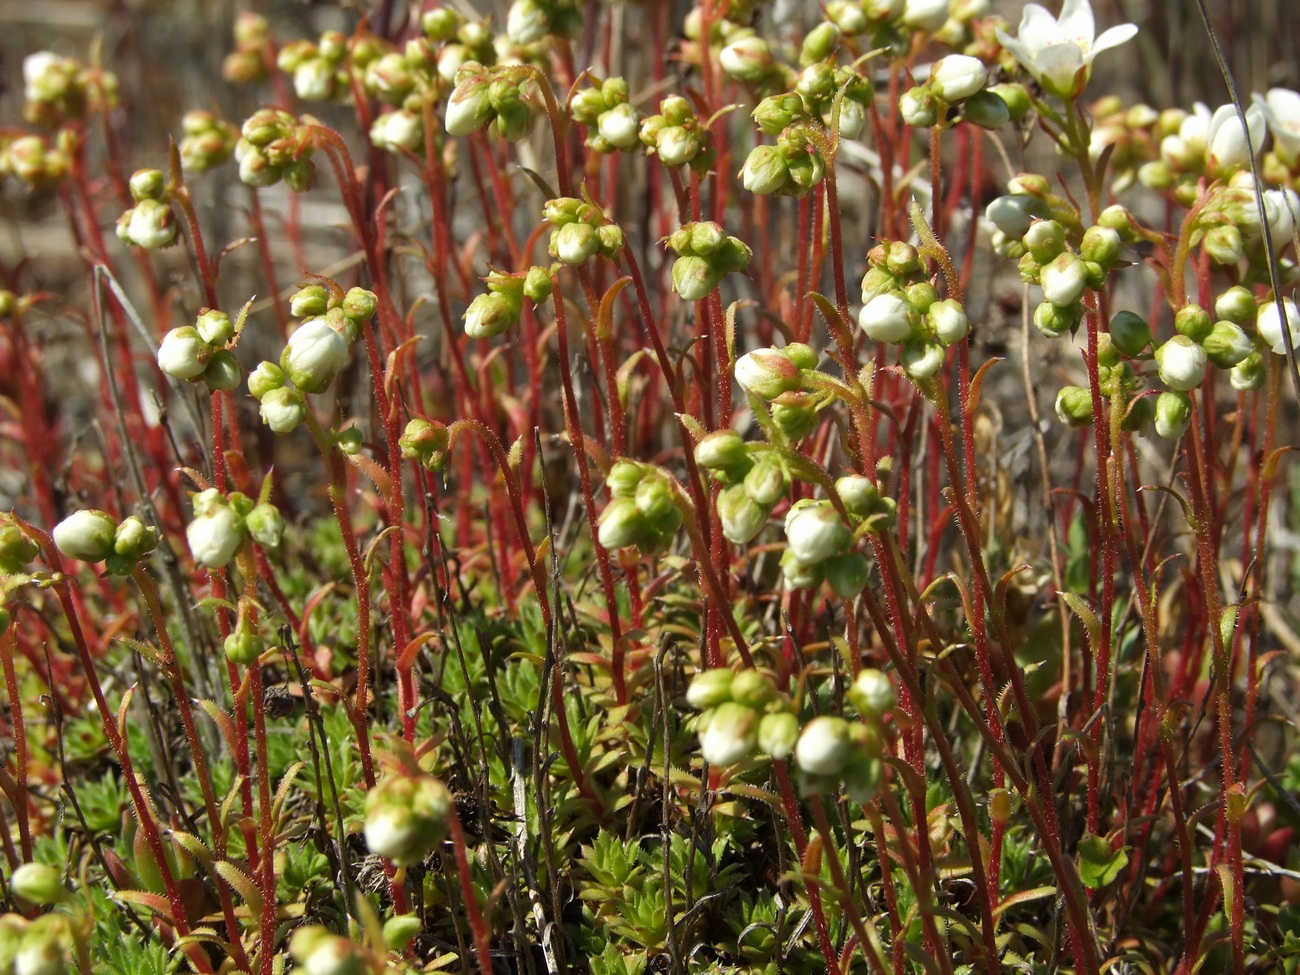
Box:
[1077,832,1128,889]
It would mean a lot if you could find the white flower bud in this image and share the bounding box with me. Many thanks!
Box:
[928,298,969,346]
[784,501,851,565]
[698,702,759,766]
[1256,298,1300,355]
[929,55,987,102]
[506,0,549,45]
[985,195,1046,238]
[126,198,177,249]
[719,36,775,83]
[1154,390,1193,439]
[849,669,896,716]
[901,341,945,379]
[157,326,212,380]
[553,222,600,265]
[1154,335,1208,391]
[363,773,451,866]
[656,126,697,167]
[371,110,424,152]
[597,103,640,150]
[293,59,336,102]
[53,509,117,563]
[718,484,769,545]
[686,668,734,708]
[740,145,789,195]
[1202,321,1253,369]
[1039,251,1088,307]
[758,712,800,760]
[734,348,802,400]
[445,72,493,136]
[281,318,350,393]
[794,715,852,776]
[859,292,919,344]
[187,495,245,568]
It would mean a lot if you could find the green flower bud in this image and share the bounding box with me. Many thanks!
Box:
[740,144,788,195]
[989,82,1031,121]
[112,515,158,563]
[364,773,451,866]
[1230,351,1266,391]
[718,483,769,545]
[729,669,777,709]
[203,349,243,392]
[753,93,804,135]
[770,392,821,441]
[129,168,166,202]
[1153,390,1193,439]
[606,459,647,497]
[10,863,66,906]
[824,552,869,599]
[1034,299,1083,338]
[1121,393,1154,433]
[849,668,895,716]
[1214,285,1256,324]
[686,668,735,708]
[290,285,331,318]
[597,497,648,550]
[246,503,285,549]
[781,551,825,589]
[964,89,1010,129]
[124,198,177,249]
[800,22,843,65]
[1108,310,1151,357]
[247,362,286,401]
[383,915,423,953]
[343,287,378,322]
[1174,303,1213,343]
[796,63,836,102]
[464,291,520,340]
[634,474,676,525]
[743,459,787,507]
[224,625,264,666]
[905,281,939,315]
[194,308,234,347]
[1203,224,1244,265]
[757,712,800,760]
[1203,320,1253,368]
[928,298,970,346]
[552,221,600,265]
[53,509,117,563]
[445,68,494,136]
[0,523,40,571]
[1023,219,1067,264]
[523,266,554,303]
[259,386,306,434]
[899,86,937,128]
[695,430,747,471]
[1055,385,1094,427]
[1081,225,1122,266]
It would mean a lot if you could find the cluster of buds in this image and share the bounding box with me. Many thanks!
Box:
[901,54,1021,131]
[1143,101,1265,191]
[639,95,714,171]
[222,13,272,85]
[732,343,825,440]
[597,462,684,555]
[277,29,370,104]
[360,36,447,155]
[399,417,451,472]
[1187,172,1299,271]
[695,430,790,545]
[858,241,970,380]
[420,9,496,81]
[22,50,117,127]
[186,488,284,570]
[0,910,76,975]
[793,668,895,801]
[444,62,534,141]
[568,75,641,153]
[157,305,247,392]
[250,285,375,433]
[664,222,752,302]
[0,133,71,187]
[0,518,39,577]
[464,266,551,339]
[686,668,800,767]
[235,108,315,191]
[543,198,624,266]
[178,110,238,172]
[740,121,829,198]
[1087,97,1159,193]
[52,510,158,575]
[114,169,175,249]
[364,771,452,866]
[782,499,868,597]
[504,0,583,48]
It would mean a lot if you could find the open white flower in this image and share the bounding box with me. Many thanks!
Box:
[996,0,1137,99]
[1255,88,1300,165]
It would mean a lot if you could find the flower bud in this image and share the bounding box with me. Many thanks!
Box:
[224,625,264,666]
[989,82,1031,121]
[10,863,65,907]
[1154,390,1193,439]
[1023,219,1067,263]
[758,712,800,760]
[129,168,165,202]
[670,255,720,302]
[902,341,945,380]
[928,298,969,346]
[795,716,852,776]
[288,927,366,975]
[1174,303,1213,343]
[698,702,759,766]
[1039,252,1088,307]
[445,70,493,136]
[126,198,177,249]
[1230,352,1266,391]
[655,126,698,168]
[634,474,676,526]
[1034,300,1082,338]
[984,195,1048,238]
[281,318,350,393]
[849,668,895,716]
[743,459,787,507]
[801,22,842,65]
[343,288,378,323]
[687,668,735,708]
[464,291,519,339]
[187,491,246,568]
[1108,310,1150,357]
[796,63,836,102]
[753,93,804,135]
[718,483,769,545]
[782,553,825,590]
[720,35,776,83]
[835,475,879,516]
[770,393,820,441]
[785,501,851,564]
[740,145,788,195]
[193,308,234,347]
[905,281,939,315]
[859,292,919,344]
[929,54,986,102]
[53,509,117,563]
[1202,224,1244,265]
[248,362,286,400]
[1215,285,1256,325]
[730,670,777,709]
[1081,225,1122,266]
[824,552,869,598]
[507,0,549,45]
[246,503,285,549]
[964,89,1010,129]
[203,350,243,392]
[1202,320,1253,368]
[1055,386,1094,427]
[734,348,802,400]
[111,516,158,565]
[0,523,39,573]
[695,430,747,471]
[14,914,70,975]
[606,459,647,497]
[1256,298,1300,355]
[1155,335,1207,391]
[597,497,648,550]
[290,285,330,318]
[259,386,306,434]
[364,773,451,866]
[597,103,641,150]
[899,86,937,128]
[157,326,212,381]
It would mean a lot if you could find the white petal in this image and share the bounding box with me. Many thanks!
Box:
[1088,23,1137,60]
[1055,0,1096,46]
[1017,5,1061,52]
[995,29,1037,74]
[1035,43,1085,93]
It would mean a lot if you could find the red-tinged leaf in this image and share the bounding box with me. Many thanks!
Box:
[567,653,612,672]
[597,277,630,342]
[615,350,648,409]
[117,686,135,741]
[114,889,175,924]
[800,832,823,875]
[967,357,1003,418]
[398,632,441,671]
[347,450,394,503]
[214,860,263,914]
[169,831,215,873]
[384,336,423,405]
[194,699,238,755]
[992,886,1056,919]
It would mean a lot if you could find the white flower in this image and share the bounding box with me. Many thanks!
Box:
[1154,335,1207,391]
[929,55,987,102]
[187,498,245,569]
[1257,298,1300,355]
[1257,88,1300,165]
[858,292,919,343]
[157,326,212,380]
[996,0,1137,99]
[794,716,852,776]
[784,501,851,565]
[281,318,350,394]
